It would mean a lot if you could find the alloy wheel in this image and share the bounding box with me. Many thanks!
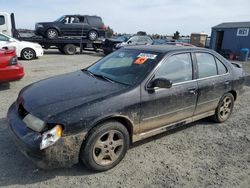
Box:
[93,130,124,166]
[48,30,57,39]
[23,50,34,60]
[219,96,233,120]
[89,31,98,40]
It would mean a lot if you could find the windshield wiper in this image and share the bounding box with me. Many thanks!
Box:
[82,69,95,77]
[92,73,114,83]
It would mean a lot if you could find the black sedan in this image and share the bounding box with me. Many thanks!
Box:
[103,35,153,55]
[7,45,245,171]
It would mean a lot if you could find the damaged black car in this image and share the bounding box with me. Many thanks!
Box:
[7,45,245,171]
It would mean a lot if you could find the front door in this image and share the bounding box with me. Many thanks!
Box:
[140,53,198,133]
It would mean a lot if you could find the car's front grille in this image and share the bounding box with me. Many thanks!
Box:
[18,104,28,119]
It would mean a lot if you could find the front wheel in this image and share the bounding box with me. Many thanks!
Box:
[46,28,58,39]
[80,121,129,172]
[212,93,234,123]
[21,48,36,60]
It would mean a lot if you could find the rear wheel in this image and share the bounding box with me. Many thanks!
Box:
[88,30,98,41]
[63,44,77,55]
[212,93,234,123]
[21,48,36,60]
[46,28,58,39]
[80,121,129,172]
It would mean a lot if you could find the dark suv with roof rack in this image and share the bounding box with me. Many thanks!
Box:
[35,15,107,40]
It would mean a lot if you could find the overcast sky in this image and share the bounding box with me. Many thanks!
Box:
[1,0,250,35]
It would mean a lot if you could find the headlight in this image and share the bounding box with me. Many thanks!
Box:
[36,24,44,28]
[40,125,63,150]
[23,114,46,132]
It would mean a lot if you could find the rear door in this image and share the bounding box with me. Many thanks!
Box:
[140,52,198,132]
[194,52,231,115]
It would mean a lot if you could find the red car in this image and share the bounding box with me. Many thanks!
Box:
[0,47,24,83]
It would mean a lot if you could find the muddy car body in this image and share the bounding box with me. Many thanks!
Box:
[7,45,245,171]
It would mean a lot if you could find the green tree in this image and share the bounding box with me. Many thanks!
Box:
[173,31,180,40]
[106,26,114,38]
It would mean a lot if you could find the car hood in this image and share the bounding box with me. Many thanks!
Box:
[18,71,128,120]
[37,22,53,25]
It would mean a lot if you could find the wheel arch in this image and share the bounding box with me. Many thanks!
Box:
[228,90,237,101]
[86,115,134,144]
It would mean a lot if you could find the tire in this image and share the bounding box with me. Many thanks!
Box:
[21,48,36,60]
[46,28,58,39]
[80,121,130,172]
[63,44,76,55]
[212,93,234,123]
[88,30,98,41]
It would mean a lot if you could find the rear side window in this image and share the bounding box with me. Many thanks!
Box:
[87,17,103,26]
[215,58,228,75]
[196,53,217,78]
[155,53,193,84]
[0,16,5,25]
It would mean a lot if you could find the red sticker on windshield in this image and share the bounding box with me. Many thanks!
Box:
[134,57,148,64]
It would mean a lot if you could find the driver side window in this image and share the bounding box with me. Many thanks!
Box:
[155,53,193,84]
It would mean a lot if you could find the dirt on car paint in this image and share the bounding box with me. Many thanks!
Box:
[0,51,249,187]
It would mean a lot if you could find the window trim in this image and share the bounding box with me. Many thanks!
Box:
[195,52,218,79]
[214,56,228,75]
[145,52,195,90]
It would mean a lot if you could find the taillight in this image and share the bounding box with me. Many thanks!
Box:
[9,56,18,66]
[101,25,107,30]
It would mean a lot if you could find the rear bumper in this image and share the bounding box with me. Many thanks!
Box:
[7,103,87,169]
[0,64,24,83]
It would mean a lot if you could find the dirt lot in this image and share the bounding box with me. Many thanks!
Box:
[0,50,250,188]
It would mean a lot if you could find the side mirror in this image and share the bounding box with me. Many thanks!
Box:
[148,78,172,89]
[127,40,132,44]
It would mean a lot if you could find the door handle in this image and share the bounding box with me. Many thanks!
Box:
[225,80,230,85]
[188,88,197,95]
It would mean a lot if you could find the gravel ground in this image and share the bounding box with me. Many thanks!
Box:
[0,50,249,188]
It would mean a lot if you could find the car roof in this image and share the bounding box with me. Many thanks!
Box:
[124,45,212,54]
[64,15,101,18]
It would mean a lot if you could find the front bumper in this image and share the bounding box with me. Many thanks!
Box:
[34,47,44,57]
[34,28,46,36]
[7,103,87,169]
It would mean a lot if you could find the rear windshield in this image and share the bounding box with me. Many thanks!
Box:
[87,16,103,26]
[87,49,163,86]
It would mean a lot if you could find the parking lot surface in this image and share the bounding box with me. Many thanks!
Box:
[0,50,250,188]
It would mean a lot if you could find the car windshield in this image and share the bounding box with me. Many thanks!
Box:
[87,49,163,86]
[55,16,65,22]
